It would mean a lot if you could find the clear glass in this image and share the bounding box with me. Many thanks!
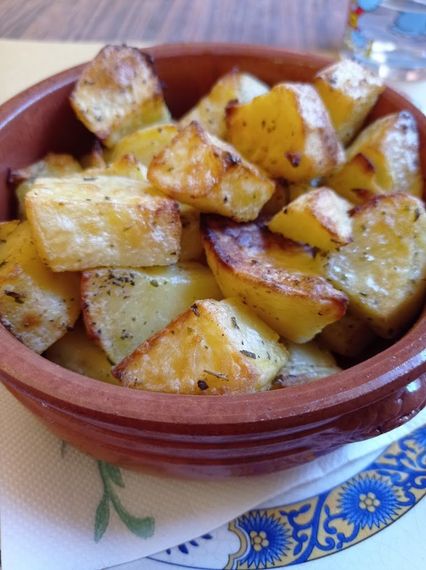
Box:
[342,0,426,81]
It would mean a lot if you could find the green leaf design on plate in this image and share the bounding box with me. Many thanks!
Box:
[94,493,110,542]
[104,463,125,488]
[94,461,155,542]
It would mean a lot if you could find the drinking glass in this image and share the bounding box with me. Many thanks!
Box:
[342,0,426,81]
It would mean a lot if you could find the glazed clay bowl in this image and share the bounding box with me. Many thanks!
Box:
[0,44,425,478]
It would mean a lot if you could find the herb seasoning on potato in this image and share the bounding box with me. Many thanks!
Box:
[2,45,424,395]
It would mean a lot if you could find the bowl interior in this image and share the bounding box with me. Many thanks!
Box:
[0,43,425,429]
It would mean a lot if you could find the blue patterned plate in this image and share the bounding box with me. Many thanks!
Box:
[127,423,426,570]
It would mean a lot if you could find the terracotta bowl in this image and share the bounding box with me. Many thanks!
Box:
[0,44,425,478]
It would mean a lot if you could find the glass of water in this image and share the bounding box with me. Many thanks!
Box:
[342,0,426,81]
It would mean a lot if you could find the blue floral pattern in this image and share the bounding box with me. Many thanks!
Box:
[226,423,426,568]
[337,475,400,529]
[231,512,291,568]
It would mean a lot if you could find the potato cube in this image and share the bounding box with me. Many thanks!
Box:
[113,298,288,394]
[326,111,423,204]
[314,59,384,145]
[9,153,82,218]
[319,311,377,358]
[0,221,80,353]
[82,262,222,364]
[325,193,426,338]
[273,340,341,387]
[70,45,171,147]
[108,123,178,166]
[148,121,275,221]
[180,70,269,139]
[45,321,119,384]
[202,217,348,343]
[226,82,344,181]
[25,175,181,271]
[76,164,202,262]
[268,187,352,251]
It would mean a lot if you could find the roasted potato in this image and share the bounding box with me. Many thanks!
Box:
[226,82,344,181]
[9,153,82,218]
[273,340,341,387]
[81,263,222,364]
[319,311,377,358]
[202,217,347,343]
[25,175,181,271]
[0,221,80,353]
[45,320,119,384]
[79,162,202,262]
[108,123,178,166]
[148,121,275,221]
[80,161,204,261]
[268,187,352,251]
[326,111,423,204]
[70,45,171,147]
[180,70,269,139]
[314,59,384,145]
[113,298,288,394]
[325,193,426,338]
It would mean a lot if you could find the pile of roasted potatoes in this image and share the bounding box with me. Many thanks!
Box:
[1,45,425,394]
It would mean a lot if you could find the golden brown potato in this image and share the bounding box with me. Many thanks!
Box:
[273,340,341,387]
[79,162,203,262]
[9,153,82,218]
[319,311,377,358]
[0,221,80,353]
[326,111,423,204]
[70,45,171,147]
[45,320,119,384]
[226,82,344,181]
[148,121,275,221]
[25,175,181,271]
[325,193,426,338]
[202,217,348,343]
[108,123,178,166]
[113,298,288,394]
[268,187,352,251]
[180,70,269,138]
[81,263,222,364]
[314,59,384,145]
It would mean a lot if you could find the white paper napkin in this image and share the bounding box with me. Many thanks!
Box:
[1,382,425,570]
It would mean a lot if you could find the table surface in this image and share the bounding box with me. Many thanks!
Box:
[0,0,348,51]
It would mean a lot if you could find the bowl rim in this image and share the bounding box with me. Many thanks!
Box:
[0,42,425,429]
